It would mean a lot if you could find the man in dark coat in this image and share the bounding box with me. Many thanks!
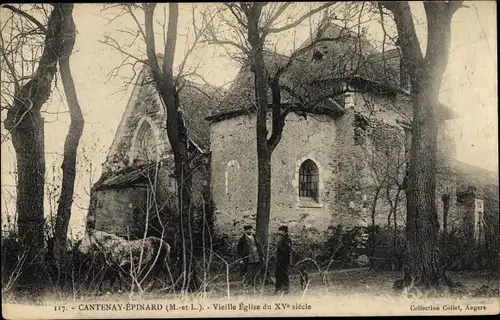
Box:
[237,225,263,287]
[275,225,292,294]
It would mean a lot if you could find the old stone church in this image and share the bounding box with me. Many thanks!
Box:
[88,23,498,254]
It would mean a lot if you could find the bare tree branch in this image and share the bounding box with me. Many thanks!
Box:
[161,4,178,80]
[263,3,292,30]
[447,0,467,17]
[266,3,335,34]
[125,5,147,41]
[99,35,146,64]
[225,3,248,28]
[175,5,217,85]
[0,31,20,94]
[2,4,47,33]
[379,1,424,75]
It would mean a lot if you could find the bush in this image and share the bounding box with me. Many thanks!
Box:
[322,225,369,261]
[1,225,112,297]
[319,225,406,271]
[439,231,491,271]
[1,230,23,288]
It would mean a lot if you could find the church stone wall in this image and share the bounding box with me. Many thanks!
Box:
[103,81,168,174]
[90,77,211,241]
[90,156,211,241]
[92,187,149,238]
[209,106,410,254]
[209,89,465,256]
[211,112,338,248]
[349,90,462,234]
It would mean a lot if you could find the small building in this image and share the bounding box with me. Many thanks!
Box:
[88,24,498,260]
[206,23,461,248]
[87,56,217,239]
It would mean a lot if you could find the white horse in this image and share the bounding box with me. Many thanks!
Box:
[77,229,171,294]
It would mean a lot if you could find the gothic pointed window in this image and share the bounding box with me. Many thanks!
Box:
[133,120,157,163]
[299,159,319,201]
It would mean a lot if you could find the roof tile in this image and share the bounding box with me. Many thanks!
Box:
[209,23,407,121]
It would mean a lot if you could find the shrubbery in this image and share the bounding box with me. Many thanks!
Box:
[2,225,126,296]
[439,231,492,271]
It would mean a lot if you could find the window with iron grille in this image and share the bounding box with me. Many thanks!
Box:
[299,159,319,200]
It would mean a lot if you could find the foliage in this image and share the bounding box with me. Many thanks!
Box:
[1,229,23,287]
[1,224,106,295]
[439,231,492,271]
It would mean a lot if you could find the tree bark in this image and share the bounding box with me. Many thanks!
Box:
[3,4,75,287]
[392,190,401,270]
[144,3,198,292]
[393,190,400,232]
[256,151,272,261]
[246,4,274,275]
[370,188,381,253]
[380,1,463,290]
[403,84,443,287]
[54,8,83,262]
[442,194,450,234]
[371,188,380,230]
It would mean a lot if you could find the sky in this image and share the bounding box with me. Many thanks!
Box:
[0,2,497,237]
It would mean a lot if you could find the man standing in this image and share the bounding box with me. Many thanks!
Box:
[275,225,292,294]
[237,225,263,287]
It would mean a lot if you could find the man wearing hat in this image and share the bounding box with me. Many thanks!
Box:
[237,225,263,287]
[275,225,292,294]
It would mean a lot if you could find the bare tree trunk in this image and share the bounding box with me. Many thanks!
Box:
[387,210,392,229]
[393,190,401,270]
[171,108,195,292]
[54,10,83,262]
[370,188,381,253]
[393,190,400,228]
[393,191,400,232]
[403,85,445,287]
[144,3,198,292]
[380,0,464,290]
[3,4,75,289]
[371,188,380,230]
[442,194,450,234]
[6,109,45,261]
[246,4,273,276]
[256,151,272,263]
[386,185,402,270]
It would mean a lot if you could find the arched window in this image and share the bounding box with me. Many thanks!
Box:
[132,120,158,163]
[299,159,319,201]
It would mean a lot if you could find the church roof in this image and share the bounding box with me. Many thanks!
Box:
[207,23,458,122]
[206,51,350,122]
[177,81,221,150]
[454,161,499,188]
[93,162,159,191]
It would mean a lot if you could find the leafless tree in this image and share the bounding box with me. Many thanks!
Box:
[364,120,406,266]
[365,122,407,230]
[99,3,221,293]
[52,6,84,262]
[1,4,78,288]
[202,2,379,272]
[378,1,467,290]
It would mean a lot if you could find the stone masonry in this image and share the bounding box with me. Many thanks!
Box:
[209,86,466,255]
